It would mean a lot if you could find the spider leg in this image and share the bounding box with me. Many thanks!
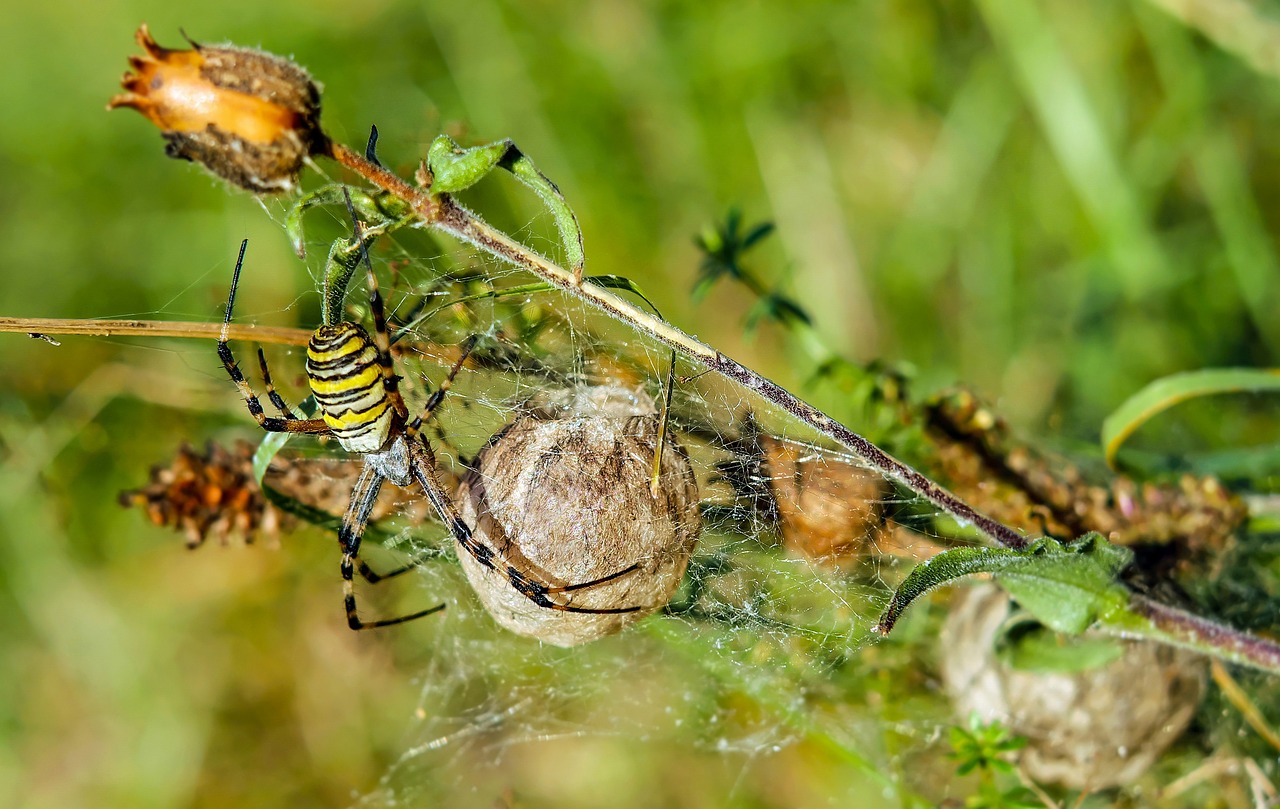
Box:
[542,564,642,594]
[219,240,330,435]
[407,334,477,440]
[257,347,298,420]
[354,557,417,584]
[405,439,643,615]
[503,567,643,615]
[340,462,446,630]
[354,544,446,583]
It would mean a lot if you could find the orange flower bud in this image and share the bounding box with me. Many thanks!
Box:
[109,24,328,193]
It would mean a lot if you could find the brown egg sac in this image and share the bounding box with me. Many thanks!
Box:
[940,584,1205,791]
[454,386,701,646]
[758,435,887,564]
[109,24,328,192]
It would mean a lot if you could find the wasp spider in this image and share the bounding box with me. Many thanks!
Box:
[217,239,642,630]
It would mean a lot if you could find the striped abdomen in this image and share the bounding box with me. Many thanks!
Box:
[306,322,394,453]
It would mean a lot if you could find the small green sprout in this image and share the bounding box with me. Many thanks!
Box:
[948,715,1041,809]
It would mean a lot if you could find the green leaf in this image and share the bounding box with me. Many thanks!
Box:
[1101,367,1280,468]
[285,184,409,259]
[427,135,586,275]
[286,185,347,258]
[251,430,295,484]
[741,221,775,249]
[994,615,1126,673]
[250,398,316,484]
[499,146,586,276]
[585,274,666,318]
[321,235,366,327]
[689,273,719,304]
[427,135,509,194]
[875,533,1133,636]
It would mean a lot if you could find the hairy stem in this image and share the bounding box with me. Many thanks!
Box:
[329,141,1032,551]
[326,139,1280,674]
[1107,595,1280,674]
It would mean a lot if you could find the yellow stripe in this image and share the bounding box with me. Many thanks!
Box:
[305,322,395,453]
[309,363,381,396]
[325,400,390,431]
[307,340,366,364]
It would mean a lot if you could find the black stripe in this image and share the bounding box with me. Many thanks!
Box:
[307,338,369,358]
[309,368,378,389]
[314,385,384,407]
[310,365,379,382]
[333,422,381,440]
[307,354,376,373]
[310,322,370,342]
[320,398,389,420]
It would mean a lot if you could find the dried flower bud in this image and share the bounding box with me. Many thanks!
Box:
[455,386,702,646]
[720,425,888,566]
[109,24,327,193]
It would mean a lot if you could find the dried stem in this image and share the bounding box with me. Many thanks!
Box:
[1116,595,1280,674]
[0,316,456,366]
[325,139,1280,674]
[327,141,1033,552]
[0,316,313,345]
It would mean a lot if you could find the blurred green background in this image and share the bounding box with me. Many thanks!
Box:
[4,1,1280,807]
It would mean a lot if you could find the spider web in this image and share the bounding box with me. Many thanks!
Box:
[263,196,962,808]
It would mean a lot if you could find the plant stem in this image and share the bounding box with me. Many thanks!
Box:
[1107,594,1280,674]
[0,317,312,345]
[0,317,456,365]
[327,139,1280,674]
[327,141,1033,552]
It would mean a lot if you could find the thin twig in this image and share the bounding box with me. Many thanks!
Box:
[0,316,458,366]
[325,139,1280,674]
[1211,658,1280,753]
[1159,755,1240,801]
[0,316,312,345]
[328,141,1033,552]
[1242,757,1277,808]
[1118,596,1280,674]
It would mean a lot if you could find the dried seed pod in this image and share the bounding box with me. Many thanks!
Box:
[109,24,327,192]
[119,440,287,548]
[455,385,701,646]
[940,584,1205,790]
[924,388,1247,561]
[120,440,437,548]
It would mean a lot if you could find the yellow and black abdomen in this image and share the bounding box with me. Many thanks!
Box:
[306,322,394,453]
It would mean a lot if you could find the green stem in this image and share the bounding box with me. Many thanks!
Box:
[1101,594,1280,674]
[328,138,1033,548]
[426,189,1033,552]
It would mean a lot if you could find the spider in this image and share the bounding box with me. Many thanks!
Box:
[216,236,644,630]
